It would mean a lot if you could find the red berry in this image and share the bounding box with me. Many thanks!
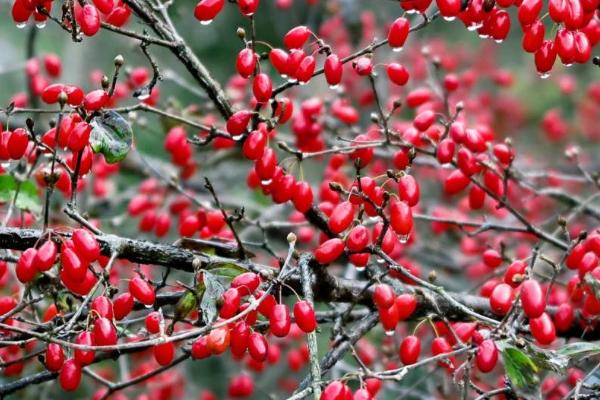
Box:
[535,40,557,76]
[395,294,417,321]
[489,283,514,315]
[553,303,574,332]
[386,63,410,85]
[398,175,420,206]
[437,0,461,19]
[72,228,101,262]
[248,331,268,362]
[207,326,230,354]
[145,311,161,334]
[431,337,455,370]
[378,301,399,332]
[231,272,261,296]
[482,249,503,269]
[292,181,314,213]
[324,54,343,87]
[7,128,28,160]
[113,293,134,320]
[329,201,354,234]
[62,243,89,282]
[129,276,156,306]
[16,248,37,283]
[93,317,118,346]
[413,110,436,132]
[518,0,543,26]
[90,296,114,319]
[230,320,250,357]
[74,331,95,365]
[79,5,100,36]
[194,0,225,22]
[346,225,369,252]
[521,279,545,318]
[226,110,252,135]
[237,0,259,16]
[399,335,421,365]
[293,300,317,333]
[389,199,413,237]
[314,238,345,264]
[45,343,65,372]
[443,170,470,195]
[220,287,241,318]
[192,336,211,359]
[255,148,278,180]
[530,312,556,345]
[154,341,175,366]
[83,89,108,111]
[475,339,498,373]
[242,130,267,160]
[388,17,409,49]
[59,359,82,392]
[373,284,395,309]
[321,381,352,400]
[33,241,57,272]
[270,304,291,337]
[252,73,272,103]
[284,26,311,49]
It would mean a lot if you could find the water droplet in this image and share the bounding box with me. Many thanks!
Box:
[135,89,151,100]
[144,303,153,309]
[406,9,417,14]
[287,78,298,83]
[261,178,272,185]
[329,84,339,90]
[494,39,504,44]
[200,19,213,26]
[15,22,27,29]
[478,34,489,39]
[468,23,483,31]
[35,21,46,29]
[392,47,403,53]
[443,16,456,22]
[280,74,288,79]
[299,81,307,86]
[398,234,410,244]
[385,329,395,336]
[564,63,573,68]
[354,265,366,272]
[231,134,244,141]
[538,72,550,79]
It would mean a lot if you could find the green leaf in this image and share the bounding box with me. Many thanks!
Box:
[0,175,18,202]
[584,274,600,300]
[0,175,41,215]
[501,345,540,388]
[557,342,600,359]
[16,180,41,214]
[528,344,568,372]
[207,263,246,279]
[90,110,133,163]
[200,271,227,325]
[198,265,244,325]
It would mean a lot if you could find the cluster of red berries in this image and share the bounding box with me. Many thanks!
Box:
[11,0,131,32]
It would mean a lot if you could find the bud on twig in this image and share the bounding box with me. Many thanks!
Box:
[287,232,297,244]
[428,270,437,283]
[237,27,246,40]
[114,54,125,67]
